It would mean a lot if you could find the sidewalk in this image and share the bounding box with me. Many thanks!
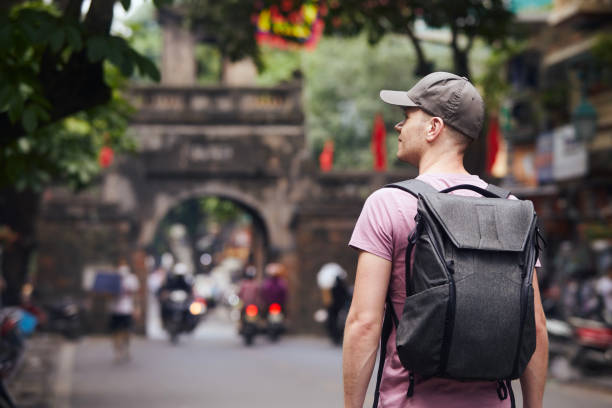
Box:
[5,333,74,408]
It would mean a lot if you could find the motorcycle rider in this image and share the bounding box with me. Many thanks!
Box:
[260,262,288,314]
[238,265,260,308]
[158,263,193,322]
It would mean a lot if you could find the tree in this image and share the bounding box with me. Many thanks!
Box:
[322,0,513,79]
[0,0,163,305]
[419,0,513,78]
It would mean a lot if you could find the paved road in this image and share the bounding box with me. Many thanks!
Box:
[66,322,612,408]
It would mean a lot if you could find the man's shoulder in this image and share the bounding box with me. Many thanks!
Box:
[366,184,419,205]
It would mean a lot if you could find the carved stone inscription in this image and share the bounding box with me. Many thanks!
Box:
[144,133,283,176]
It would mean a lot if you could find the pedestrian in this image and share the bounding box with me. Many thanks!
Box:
[343,72,548,408]
[109,261,140,363]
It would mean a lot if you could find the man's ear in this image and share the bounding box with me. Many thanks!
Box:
[424,117,444,142]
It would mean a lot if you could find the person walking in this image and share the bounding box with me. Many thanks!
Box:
[109,261,140,363]
[343,72,548,408]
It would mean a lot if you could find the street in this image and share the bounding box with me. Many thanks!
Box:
[61,320,612,408]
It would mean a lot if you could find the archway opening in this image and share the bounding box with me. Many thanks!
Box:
[146,195,269,339]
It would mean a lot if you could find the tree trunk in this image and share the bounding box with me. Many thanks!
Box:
[0,189,41,306]
[449,25,472,79]
[406,24,434,77]
[453,49,470,79]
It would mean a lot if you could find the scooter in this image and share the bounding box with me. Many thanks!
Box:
[240,304,260,346]
[265,303,285,342]
[0,310,27,408]
[567,316,612,369]
[43,297,81,341]
[160,290,207,344]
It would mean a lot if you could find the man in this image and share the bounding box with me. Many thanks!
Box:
[343,72,548,408]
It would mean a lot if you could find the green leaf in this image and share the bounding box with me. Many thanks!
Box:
[65,26,82,51]
[120,0,131,11]
[22,105,37,133]
[49,28,65,53]
[134,53,161,82]
[0,25,11,52]
[153,0,174,7]
[0,85,15,109]
[86,36,107,62]
[8,97,24,123]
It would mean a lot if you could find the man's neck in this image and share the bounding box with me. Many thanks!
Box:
[417,150,469,175]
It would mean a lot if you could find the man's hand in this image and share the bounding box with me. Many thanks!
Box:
[520,269,548,408]
[343,251,391,408]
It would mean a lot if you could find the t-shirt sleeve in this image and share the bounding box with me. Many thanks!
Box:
[349,189,395,262]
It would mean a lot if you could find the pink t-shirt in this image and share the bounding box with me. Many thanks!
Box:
[349,173,512,408]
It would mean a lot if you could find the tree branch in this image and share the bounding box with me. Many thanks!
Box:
[58,0,85,21]
[84,0,115,35]
[0,51,111,148]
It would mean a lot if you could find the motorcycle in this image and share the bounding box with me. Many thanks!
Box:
[42,297,81,341]
[567,316,612,369]
[160,290,207,344]
[265,303,285,342]
[0,309,29,408]
[240,304,259,346]
[547,314,612,379]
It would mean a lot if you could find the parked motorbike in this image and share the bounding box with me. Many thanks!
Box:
[240,304,260,346]
[160,290,207,344]
[42,297,81,341]
[567,316,612,369]
[0,310,27,408]
[547,314,612,379]
[265,303,285,342]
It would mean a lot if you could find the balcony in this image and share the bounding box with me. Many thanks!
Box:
[550,0,612,25]
[127,84,303,126]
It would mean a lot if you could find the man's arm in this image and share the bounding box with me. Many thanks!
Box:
[520,269,549,408]
[343,251,391,408]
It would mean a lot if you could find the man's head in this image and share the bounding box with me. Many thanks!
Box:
[380,72,484,165]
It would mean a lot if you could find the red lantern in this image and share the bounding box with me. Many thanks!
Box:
[99,146,114,168]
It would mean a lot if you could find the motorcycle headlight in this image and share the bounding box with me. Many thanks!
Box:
[189,301,206,315]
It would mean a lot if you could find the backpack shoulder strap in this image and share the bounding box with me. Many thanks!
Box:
[372,297,398,408]
[485,184,511,199]
[384,179,437,198]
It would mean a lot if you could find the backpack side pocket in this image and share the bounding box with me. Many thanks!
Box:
[396,283,450,377]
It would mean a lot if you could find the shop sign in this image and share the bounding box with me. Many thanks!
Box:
[535,131,553,184]
[552,124,588,181]
[511,145,537,187]
[256,1,324,49]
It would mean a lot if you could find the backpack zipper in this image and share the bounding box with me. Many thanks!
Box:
[424,221,456,376]
[511,219,538,377]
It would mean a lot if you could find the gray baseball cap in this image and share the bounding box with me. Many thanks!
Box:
[380,72,484,139]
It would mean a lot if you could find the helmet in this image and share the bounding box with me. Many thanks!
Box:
[317,263,346,289]
[172,262,188,276]
[245,265,257,279]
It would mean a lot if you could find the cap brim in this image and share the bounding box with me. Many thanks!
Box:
[379,90,418,107]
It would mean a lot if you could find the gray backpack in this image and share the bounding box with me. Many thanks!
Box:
[373,180,543,408]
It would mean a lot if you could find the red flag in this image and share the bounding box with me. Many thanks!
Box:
[319,140,334,172]
[485,116,500,174]
[371,113,387,172]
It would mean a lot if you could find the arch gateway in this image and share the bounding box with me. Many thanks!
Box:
[35,21,418,334]
[37,82,410,333]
